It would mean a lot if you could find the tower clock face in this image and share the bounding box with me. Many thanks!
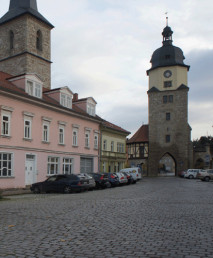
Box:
[164,70,172,78]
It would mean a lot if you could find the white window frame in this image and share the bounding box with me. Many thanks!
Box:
[111,141,114,152]
[0,152,13,177]
[26,80,42,99]
[63,158,73,174]
[94,134,98,149]
[60,93,72,109]
[87,103,96,116]
[72,129,78,146]
[1,112,11,136]
[85,132,90,148]
[24,118,32,139]
[42,122,50,142]
[103,140,107,151]
[47,157,60,175]
[59,125,65,145]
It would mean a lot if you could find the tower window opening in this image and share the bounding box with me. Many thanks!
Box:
[9,30,14,49]
[168,95,173,103]
[166,135,171,143]
[36,30,43,51]
[164,81,172,88]
[165,55,170,59]
[166,113,171,121]
[163,96,167,103]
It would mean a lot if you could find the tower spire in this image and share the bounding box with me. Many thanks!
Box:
[165,12,168,26]
[9,0,38,11]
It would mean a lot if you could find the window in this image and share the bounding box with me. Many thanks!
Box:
[163,95,173,103]
[47,157,59,175]
[164,81,172,88]
[26,80,42,98]
[42,122,49,142]
[117,143,124,153]
[168,95,173,103]
[0,153,12,177]
[24,119,32,139]
[103,140,107,150]
[111,141,114,152]
[85,132,90,148]
[165,55,170,59]
[166,113,171,121]
[94,134,98,149]
[63,158,72,174]
[60,94,72,109]
[72,130,78,146]
[59,126,65,144]
[166,135,171,143]
[1,114,10,136]
[36,30,42,51]
[163,96,167,103]
[87,104,96,116]
[102,162,106,173]
[9,30,14,49]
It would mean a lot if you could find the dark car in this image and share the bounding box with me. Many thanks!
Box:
[30,174,90,194]
[104,173,120,187]
[88,173,110,189]
[77,173,96,190]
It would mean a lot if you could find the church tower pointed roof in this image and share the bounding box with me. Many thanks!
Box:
[0,0,54,28]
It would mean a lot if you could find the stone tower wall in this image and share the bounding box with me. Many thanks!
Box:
[0,15,51,89]
[148,88,191,176]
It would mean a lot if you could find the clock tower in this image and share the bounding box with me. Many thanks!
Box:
[147,23,193,176]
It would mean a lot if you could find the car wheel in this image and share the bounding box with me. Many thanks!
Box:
[33,186,40,194]
[189,175,194,179]
[204,177,210,182]
[64,186,72,194]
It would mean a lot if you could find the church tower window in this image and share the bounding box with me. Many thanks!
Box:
[9,30,14,49]
[36,30,43,51]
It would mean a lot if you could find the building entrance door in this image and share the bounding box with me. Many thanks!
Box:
[25,155,36,185]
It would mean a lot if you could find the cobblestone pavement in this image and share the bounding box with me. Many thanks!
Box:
[0,177,213,258]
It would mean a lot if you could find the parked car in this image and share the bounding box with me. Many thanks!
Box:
[122,171,136,184]
[184,169,206,179]
[178,170,186,178]
[30,174,90,194]
[120,167,142,181]
[116,172,128,185]
[87,173,111,189]
[77,173,96,190]
[104,173,120,187]
[197,169,213,182]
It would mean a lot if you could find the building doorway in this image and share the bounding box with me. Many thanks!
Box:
[158,153,176,176]
[25,154,37,185]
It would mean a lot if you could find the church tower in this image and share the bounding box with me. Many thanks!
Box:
[147,21,193,176]
[0,0,54,89]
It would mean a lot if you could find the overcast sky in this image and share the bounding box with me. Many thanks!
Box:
[1,0,213,140]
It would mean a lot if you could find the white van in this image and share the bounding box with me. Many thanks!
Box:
[120,167,142,181]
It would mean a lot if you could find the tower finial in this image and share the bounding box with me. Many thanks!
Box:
[165,12,168,26]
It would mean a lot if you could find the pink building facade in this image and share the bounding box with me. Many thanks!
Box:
[0,0,102,189]
[0,72,101,189]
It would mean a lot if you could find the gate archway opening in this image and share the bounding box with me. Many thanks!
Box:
[195,158,204,169]
[158,153,176,176]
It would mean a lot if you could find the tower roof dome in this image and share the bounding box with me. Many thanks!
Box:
[147,25,190,74]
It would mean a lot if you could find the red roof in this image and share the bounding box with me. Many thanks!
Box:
[102,119,130,135]
[127,124,149,143]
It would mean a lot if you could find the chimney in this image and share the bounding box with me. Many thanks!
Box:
[73,93,78,101]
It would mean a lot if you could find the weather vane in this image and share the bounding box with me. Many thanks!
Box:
[165,12,168,26]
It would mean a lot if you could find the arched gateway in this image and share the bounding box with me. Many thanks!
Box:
[159,153,176,176]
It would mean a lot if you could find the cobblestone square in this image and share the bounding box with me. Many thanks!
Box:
[0,177,213,258]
